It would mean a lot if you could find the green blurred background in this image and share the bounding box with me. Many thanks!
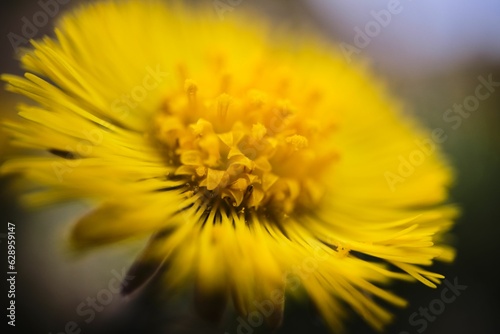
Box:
[1,1,499,333]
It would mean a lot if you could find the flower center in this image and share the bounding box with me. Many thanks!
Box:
[152,79,338,216]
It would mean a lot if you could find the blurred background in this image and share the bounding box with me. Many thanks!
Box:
[1,0,499,333]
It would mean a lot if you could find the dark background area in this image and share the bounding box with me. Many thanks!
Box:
[1,1,499,333]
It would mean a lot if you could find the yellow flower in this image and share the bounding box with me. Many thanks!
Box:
[1,1,457,332]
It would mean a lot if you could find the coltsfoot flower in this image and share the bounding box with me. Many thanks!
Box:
[1,1,457,332]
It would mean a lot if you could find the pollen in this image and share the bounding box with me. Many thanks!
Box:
[153,81,337,214]
[285,134,308,151]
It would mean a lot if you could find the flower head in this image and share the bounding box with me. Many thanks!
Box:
[1,1,457,332]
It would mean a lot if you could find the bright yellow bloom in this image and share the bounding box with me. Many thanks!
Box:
[1,1,457,332]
